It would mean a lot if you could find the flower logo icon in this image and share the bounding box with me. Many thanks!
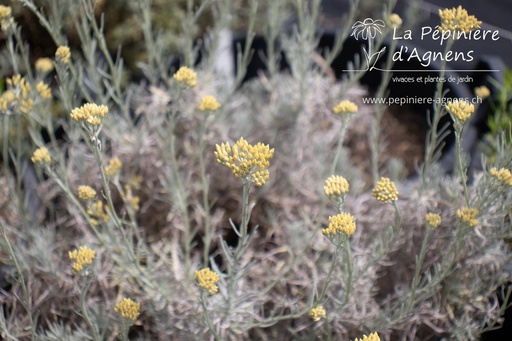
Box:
[351,18,385,40]
[350,18,386,71]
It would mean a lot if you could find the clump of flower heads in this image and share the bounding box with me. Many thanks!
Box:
[69,245,96,275]
[114,298,140,322]
[198,95,221,112]
[104,157,122,177]
[333,100,358,115]
[215,137,274,186]
[87,200,110,225]
[36,81,52,100]
[355,332,380,341]
[173,66,197,87]
[0,90,15,111]
[425,212,441,229]
[308,306,326,322]
[78,185,96,200]
[194,268,220,294]
[6,75,34,114]
[372,177,398,203]
[70,103,109,126]
[31,147,51,165]
[35,58,54,73]
[387,13,402,28]
[0,5,13,30]
[490,167,512,187]
[55,46,71,64]
[121,185,140,211]
[322,213,356,237]
[438,6,481,34]
[474,86,490,99]
[324,175,349,198]
[446,100,474,124]
[456,208,478,227]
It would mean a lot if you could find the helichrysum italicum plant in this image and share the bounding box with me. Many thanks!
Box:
[490,167,512,187]
[324,175,349,202]
[69,245,96,275]
[31,146,51,165]
[333,100,358,115]
[372,177,399,203]
[173,66,197,87]
[55,45,71,64]
[36,81,52,100]
[70,103,109,127]
[308,305,326,322]
[446,100,475,124]
[456,208,479,227]
[438,6,482,34]
[425,212,441,229]
[354,332,380,341]
[386,13,402,28]
[322,213,356,237]
[104,157,122,177]
[194,268,220,295]
[78,185,97,200]
[215,137,274,186]
[475,85,490,99]
[198,95,221,112]
[35,57,54,73]
[114,298,141,322]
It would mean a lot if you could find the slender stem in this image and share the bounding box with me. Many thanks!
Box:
[199,113,212,265]
[454,126,470,207]
[343,239,353,305]
[0,223,35,341]
[406,227,433,314]
[199,291,220,340]
[330,121,348,175]
[78,280,101,341]
[318,244,340,303]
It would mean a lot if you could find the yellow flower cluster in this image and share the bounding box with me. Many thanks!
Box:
[114,298,140,322]
[36,81,52,100]
[474,86,490,99]
[35,58,54,73]
[0,90,15,111]
[70,103,109,126]
[104,157,122,177]
[198,95,221,112]
[0,5,11,22]
[355,332,380,341]
[333,100,358,115]
[215,137,274,186]
[308,306,326,322]
[122,184,140,211]
[490,167,512,187]
[372,177,398,203]
[387,13,402,28]
[7,75,33,113]
[439,6,481,33]
[55,46,71,64]
[69,245,96,274]
[324,175,349,198]
[446,100,474,123]
[173,66,197,87]
[87,200,110,225]
[425,212,441,228]
[78,185,96,200]
[322,212,356,237]
[31,147,51,164]
[456,208,478,227]
[194,268,220,294]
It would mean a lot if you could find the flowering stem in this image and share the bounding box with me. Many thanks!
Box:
[199,291,220,340]
[454,126,470,207]
[78,280,101,341]
[342,239,353,305]
[199,113,212,265]
[406,227,434,315]
[318,244,340,303]
[0,222,36,341]
[330,120,348,175]
[168,110,193,275]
